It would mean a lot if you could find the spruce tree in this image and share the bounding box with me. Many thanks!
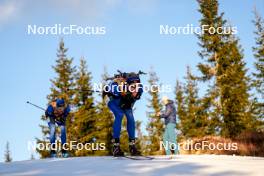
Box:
[197,0,252,138]
[185,66,208,137]
[36,39,76,158]
[73,58,97,156]
[4,142,12,162]
[175,80,187,138]
[197,0,226,82]
[196,0,227,138]
[252,9,264,124]
[252,9,264,98]
[94,68,114,155]
[184,67,199,137]
[201,85,221,135]
[146,69,163,155]
[177,67,210,138]
[219,37,251,137]
[48,39,76,103]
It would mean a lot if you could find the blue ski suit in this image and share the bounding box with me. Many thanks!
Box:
[45,102,70,146]
[107,81,143,140]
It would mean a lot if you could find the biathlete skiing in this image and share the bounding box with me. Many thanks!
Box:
[105,70,145,157]
[45,98,71,158]
[27,99,71,158]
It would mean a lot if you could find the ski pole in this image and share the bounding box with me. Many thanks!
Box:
[66,88,101,93]
[26,101,46,111]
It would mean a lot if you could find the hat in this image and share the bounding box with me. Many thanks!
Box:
[56,99,65,107]
[161,96,169,105]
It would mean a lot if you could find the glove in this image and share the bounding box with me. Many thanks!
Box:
[55,116,66,124]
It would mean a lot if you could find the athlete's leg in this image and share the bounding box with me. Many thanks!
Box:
[108,99,124,139]
[124,109,135,139]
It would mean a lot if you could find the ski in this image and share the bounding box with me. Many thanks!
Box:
[110,153,154,160]
[121,155,177,160]
[124,155,154,160]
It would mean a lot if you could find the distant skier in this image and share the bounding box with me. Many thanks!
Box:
[45,98,70,158]
[106,71,144,156]
[157,96,178,155]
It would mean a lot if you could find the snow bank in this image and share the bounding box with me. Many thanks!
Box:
[0,155,263,176]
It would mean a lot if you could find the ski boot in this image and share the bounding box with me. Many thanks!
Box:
[112,138,124,157]
[50,150,57,158]
[129,139,141,156]
[61,149,69,158]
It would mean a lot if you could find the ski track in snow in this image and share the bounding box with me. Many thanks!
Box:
[0,155,263,176]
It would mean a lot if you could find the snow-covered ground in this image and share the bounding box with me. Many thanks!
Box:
[0,155,263,176]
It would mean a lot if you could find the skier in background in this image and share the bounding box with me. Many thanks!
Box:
[157,96,179,155]
[45,98,71,158]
